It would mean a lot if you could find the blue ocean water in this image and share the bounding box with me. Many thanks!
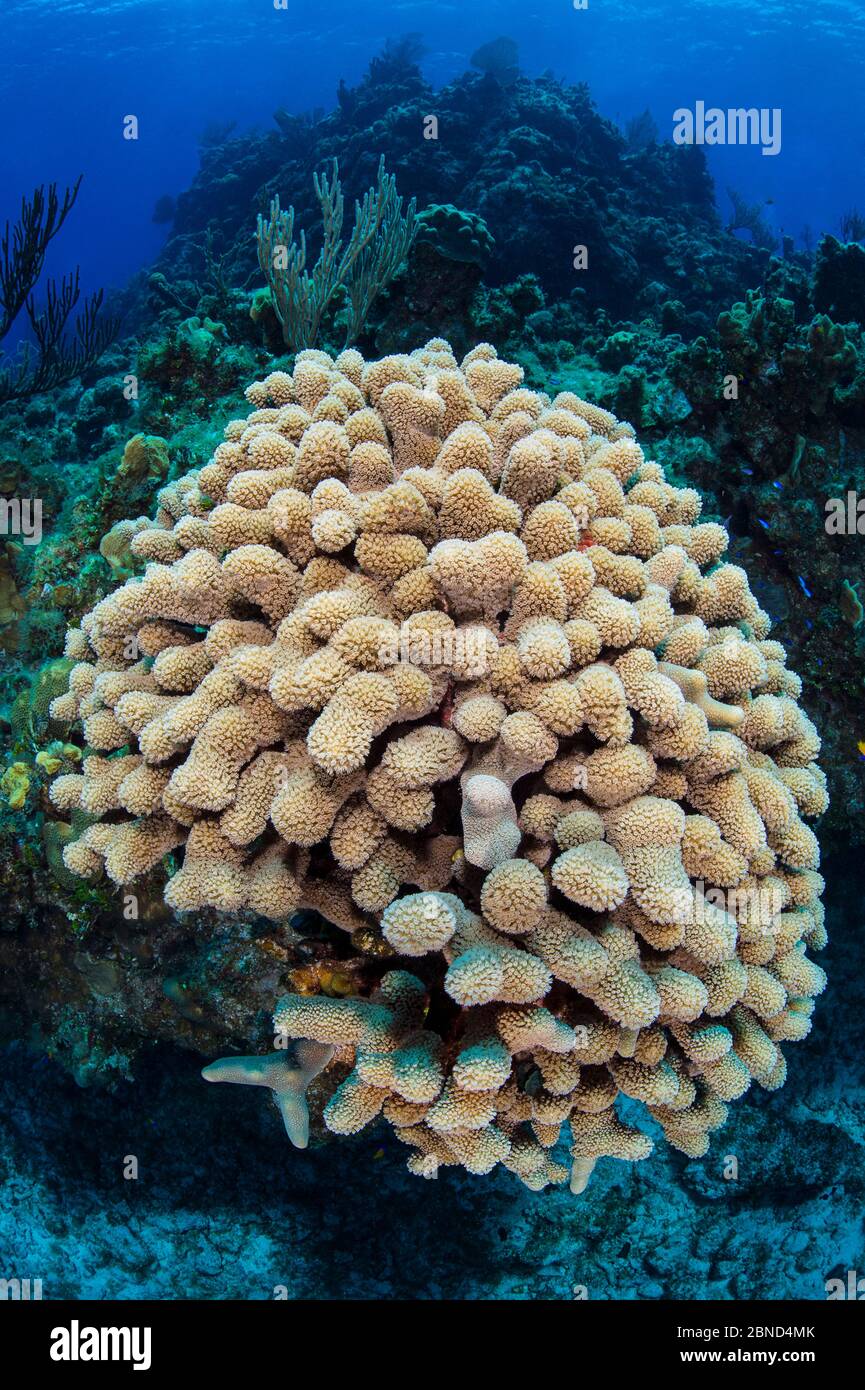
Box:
[2,0,862,315]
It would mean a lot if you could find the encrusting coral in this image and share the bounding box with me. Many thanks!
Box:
[47,339,829,1193]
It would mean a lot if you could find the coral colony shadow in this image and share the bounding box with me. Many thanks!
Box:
[0,14,862,1304]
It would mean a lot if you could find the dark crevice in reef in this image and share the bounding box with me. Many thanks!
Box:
[0,840,860,1297]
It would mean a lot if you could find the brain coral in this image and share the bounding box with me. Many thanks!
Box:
[48,339,829,1193]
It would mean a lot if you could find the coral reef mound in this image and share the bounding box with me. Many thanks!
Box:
[48,340,828,1193]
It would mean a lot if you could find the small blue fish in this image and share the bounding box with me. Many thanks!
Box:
[797,576,812,598]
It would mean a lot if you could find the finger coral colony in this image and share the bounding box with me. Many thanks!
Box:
[48,340,827,1193]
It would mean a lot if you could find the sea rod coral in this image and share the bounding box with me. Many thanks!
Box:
[47,340,828,1193]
